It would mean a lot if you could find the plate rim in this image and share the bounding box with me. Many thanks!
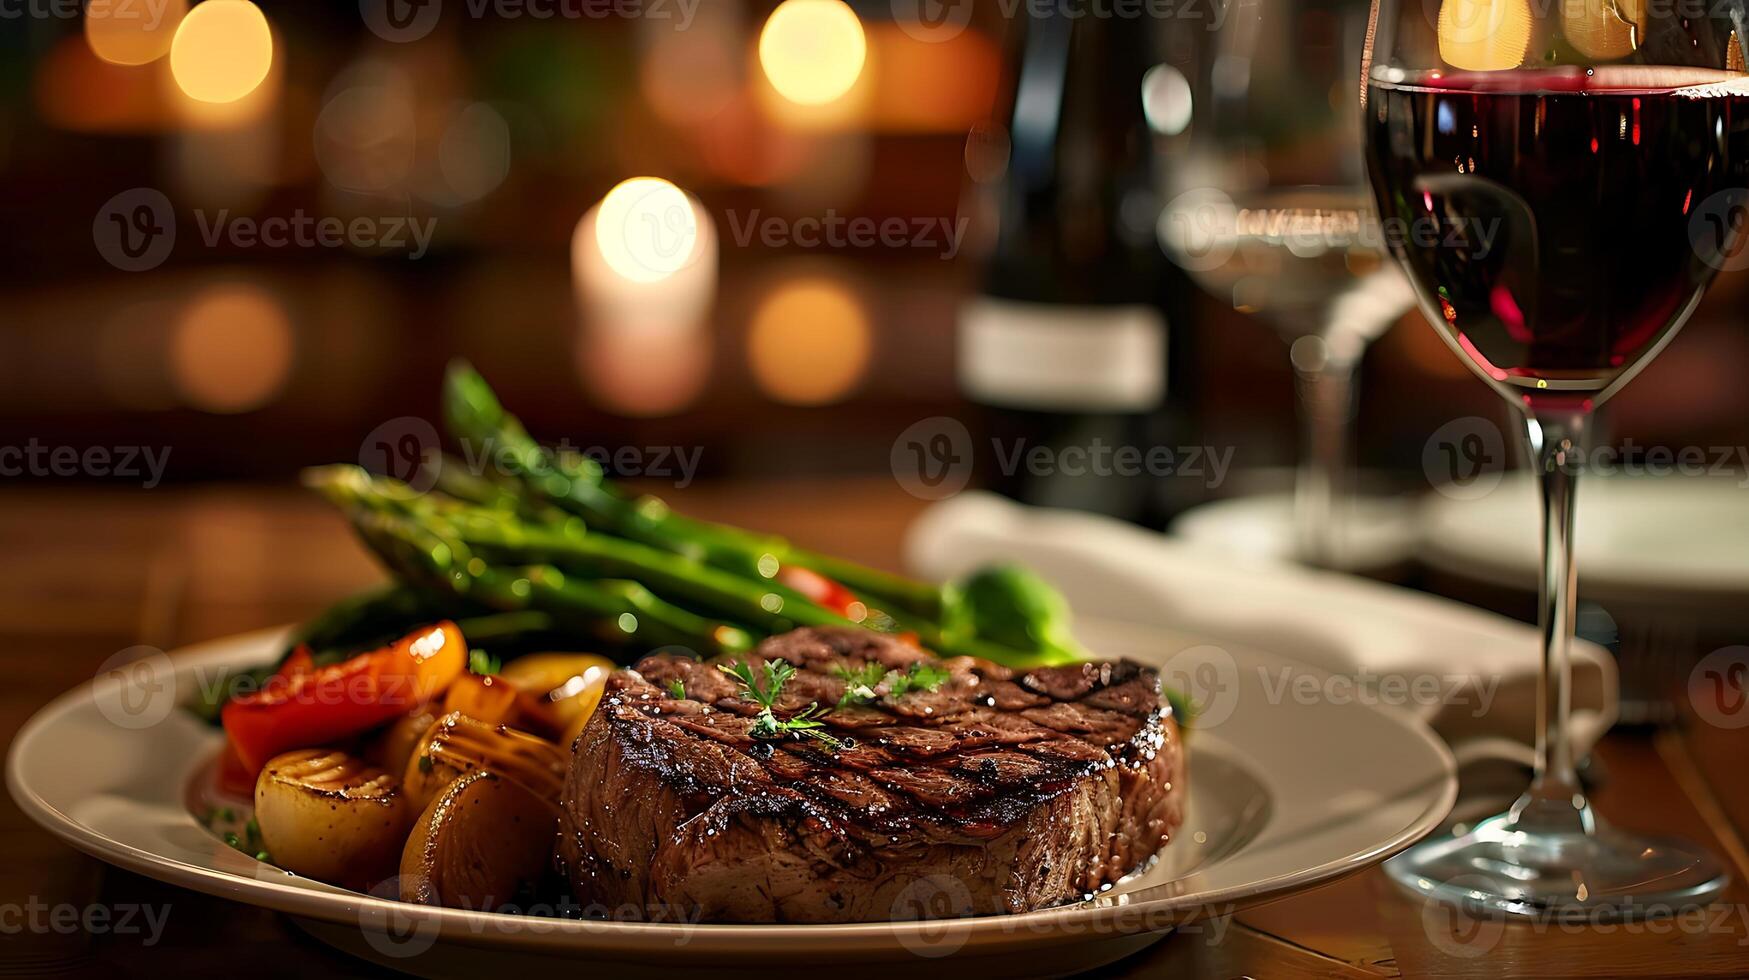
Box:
[7,622,1457,956]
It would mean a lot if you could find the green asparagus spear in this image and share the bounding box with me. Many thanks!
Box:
[307,465,860,636]
[442,361,946,617]
[342,505,754,656]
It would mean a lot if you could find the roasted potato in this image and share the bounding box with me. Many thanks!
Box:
[399,768,558,908]
[253,749,413,888]
[367,704,441,777]
[499,653,616,745]
[400,711,568,812]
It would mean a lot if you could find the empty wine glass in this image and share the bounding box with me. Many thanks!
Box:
[1159,0,1415,568]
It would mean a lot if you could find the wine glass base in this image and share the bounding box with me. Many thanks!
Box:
[1385,810,1731,921]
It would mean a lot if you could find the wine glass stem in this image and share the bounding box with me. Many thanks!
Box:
[1293,357,1357,568]
[1524,407,1586,800]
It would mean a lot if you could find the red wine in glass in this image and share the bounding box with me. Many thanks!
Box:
[1366,66,1749,408]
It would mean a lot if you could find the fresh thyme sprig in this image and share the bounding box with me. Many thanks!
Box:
[832,660,950,707]
[832,662,888,707]
[889,661,950,697]
[718,659,851,751]
[666,677,687,700]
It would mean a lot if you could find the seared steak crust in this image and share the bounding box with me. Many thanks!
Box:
[558,627,1184,923]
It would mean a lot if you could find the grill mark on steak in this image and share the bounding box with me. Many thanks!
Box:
[559,627,1184,922]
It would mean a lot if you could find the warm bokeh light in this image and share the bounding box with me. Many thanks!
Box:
[747,277,871,405]
[313,76,418,193]
[577,322,711,418]
[867,25,997,132]
[1562,0,1644,60]
[85,0,188,66]
[1142,64,1194,135]
[170,283,295,413]
[593,177,701,284]
[758,0,867,106]
[37,36,180,132]
[641,8,740,126]
[437,102,512,204]
[1437,0,1531,72]
[170,0,273,104]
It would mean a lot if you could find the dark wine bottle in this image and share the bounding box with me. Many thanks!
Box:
[958,6,1197,526]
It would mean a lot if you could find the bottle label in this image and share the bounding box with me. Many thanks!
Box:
[957,297,1166,411]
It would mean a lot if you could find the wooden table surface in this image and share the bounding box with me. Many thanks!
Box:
[3,481,1747,979]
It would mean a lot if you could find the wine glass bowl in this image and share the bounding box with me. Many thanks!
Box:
[1160,0,1417,568]
[1364,0,1740,919]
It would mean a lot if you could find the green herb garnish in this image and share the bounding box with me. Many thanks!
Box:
[666,678,687,700]
[468,649,501,675]
[718,659,851,751]
[832,661,888,708]
[832,660,949,706]
[889,661,950,697]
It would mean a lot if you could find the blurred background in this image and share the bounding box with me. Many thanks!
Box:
[3,0,1747,482]
[1,0,1747,714]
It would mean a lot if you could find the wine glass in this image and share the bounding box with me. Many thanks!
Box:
[1363,0,1739,917]
[1159,0,1415,568]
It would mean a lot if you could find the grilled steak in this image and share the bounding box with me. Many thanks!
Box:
[558,627,1184,923]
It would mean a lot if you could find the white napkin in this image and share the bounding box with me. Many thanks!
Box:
[905,492,1617,778]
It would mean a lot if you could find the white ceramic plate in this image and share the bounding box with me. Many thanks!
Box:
[1420,472,1749,603]
[8,620,1456,979]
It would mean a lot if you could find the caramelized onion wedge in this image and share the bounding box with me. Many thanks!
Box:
[399,768,558,909]
[253,749,412,888]
[400,711,567,812]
